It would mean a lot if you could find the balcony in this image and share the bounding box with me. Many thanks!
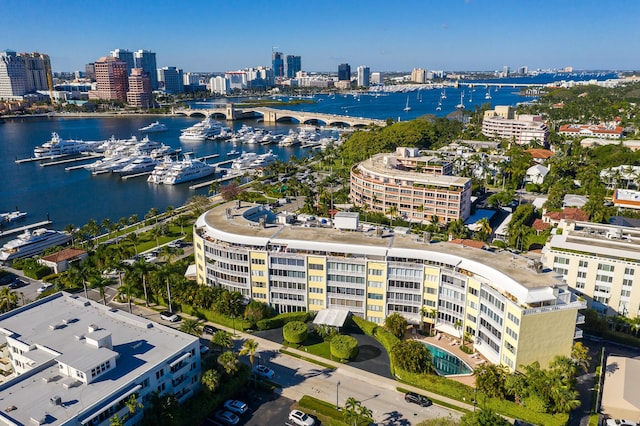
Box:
[576,314,585,325]
[574,328,583,339]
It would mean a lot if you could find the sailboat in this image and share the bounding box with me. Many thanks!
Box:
[456,91,465,109]
[436,99,442,111]
[485,88,492,100]
[440,88,447,99]
[417,89,423,103]
[404,96,411,112]
[468,90,473,104]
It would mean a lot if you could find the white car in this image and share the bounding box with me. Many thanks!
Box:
[159,311,180,322]
[37,283,54,293]
[288,409,315,426]
[252,364,274,379]
[606,420,637,426]
[223,399,248,415]
[213,409,239,425]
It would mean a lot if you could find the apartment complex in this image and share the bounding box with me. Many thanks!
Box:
[126,68,153,108]
[0,292,200,426]
[559,123,624,140]
[482,106,548,145]
[411,68,426,83]
[193,202,585,371]
[350,147,472,224]
[89,57,129,102]
[0,50,53,100]
[357,66,370,87]
[542,220,640,318]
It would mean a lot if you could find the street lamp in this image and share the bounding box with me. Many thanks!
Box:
[336,381,341,410]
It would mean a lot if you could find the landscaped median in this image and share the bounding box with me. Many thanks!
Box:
[292,395,370,426]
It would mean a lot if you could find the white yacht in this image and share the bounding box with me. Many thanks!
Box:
[250,150,277,168]
[138,121,168,133]
[162,155,215,185]
[0,228,71,262]
[33,132,94,158]
[147,157,174,184]
[114,156,159,176]
[231,152,259,170]
[227,149,240,156]
[179,117,223,141]
[0,211,27,222]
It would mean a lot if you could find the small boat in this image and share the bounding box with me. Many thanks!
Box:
[456,91,465,109]
[0,211,27,223]
[227,149,240,156]
[138,121,168,133]
[485,88,492,100]
[441,88,447,99]
[403,96,411,112]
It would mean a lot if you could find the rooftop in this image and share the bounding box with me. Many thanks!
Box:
[198,202,566,303]
[0,292,198,426]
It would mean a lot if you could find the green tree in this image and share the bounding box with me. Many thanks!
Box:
[283,321,308,344]
[384,312,408,338]
[459,408,510,426]
[217,350,239,375]
[239,338,259,368]
[109,414,124,426]
[571,342,591,373]
[211,330,233,352]
[178,318,202,336]
[89,275,112,305]
[0,287,18,313]
[124,394,143,420]
[391,340,434,374]
[474,363,509,399]
[201,369,221,392]
[343,397,373,426]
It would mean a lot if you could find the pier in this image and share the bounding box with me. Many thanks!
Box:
[188,172,245,190]
[0,221,53,237]
[41,154,102,167]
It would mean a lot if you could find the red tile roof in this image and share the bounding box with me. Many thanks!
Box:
[544,207,590,222]
[40,248,86,263]
[532,218,551,232]
[526,148,554,159]
[448,238,488,249]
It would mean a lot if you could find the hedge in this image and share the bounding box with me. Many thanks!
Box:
[178,303,251,331]
[330,335,359,361]
[283,321,308,344]
[257,311,309,330]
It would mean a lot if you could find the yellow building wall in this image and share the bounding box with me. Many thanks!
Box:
[422,266,440,327]
[515,308,577,371]
[366,261,387,322]
[465,277,481,333]
[307,256,327,312]
[193,233,207,285]
[500,302,522,371]
[249,251,268,302]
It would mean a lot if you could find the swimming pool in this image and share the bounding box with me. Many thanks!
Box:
[423,342,473,376]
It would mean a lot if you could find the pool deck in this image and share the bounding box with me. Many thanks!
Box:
[409,330,486,388]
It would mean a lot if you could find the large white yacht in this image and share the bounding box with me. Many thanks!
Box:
[147,157,175,184]
[231,152,259,170]
[114,156,159,176]
[33,132,96,158]
[162,155,215,185]
[138,121,168,133]
[250,150,277,168]
[179,117,223,141]
[0,228,71,262]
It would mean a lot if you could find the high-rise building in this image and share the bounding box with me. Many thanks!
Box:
[89,56,128,102]
[370,72,383,84]
[84,63,96,81]
[411,68,426,83]
[357,66,370,87]
[0,50,27,100]
[127,68,153,108]
[20,52,52,93]
[157,66,184,94]
[338,63,351,81]
[110,48,134,75]
[502,65,510,77]
[183,72,200,86]
[272,51,284,78]
[210,75,230,95]
[134,50,158,89]
[285,55,301,79]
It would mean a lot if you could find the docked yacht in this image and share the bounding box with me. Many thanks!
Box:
[114,156,159,176]
[0,228,71,262]
[162,155,215,185]
[147,157,174,184]
[231,152,259,170]
[138,121,168,133]
[33,132,96,158]
[179,117,223,141]
[250,150,277,168]
[0,211,27,222]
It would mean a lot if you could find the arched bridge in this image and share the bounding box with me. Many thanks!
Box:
[172,105,386,128]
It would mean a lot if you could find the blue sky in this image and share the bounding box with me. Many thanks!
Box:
[5,0,639,73]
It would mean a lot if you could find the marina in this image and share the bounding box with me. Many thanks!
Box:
[0,221,53,238]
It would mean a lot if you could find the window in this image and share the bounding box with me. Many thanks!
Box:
[625,267,635,276]
[507,312,520,326]
[367,293,383,300]
[425,287,437,294]
[579,260,588,268]
[554,256,569,265]
[597,263,614,272]
[251,258,265,265]
[309,263,324,270]
[506,327,518,340]
[368,269,384,276]
[309,275,323,283]
[367,304,383,312]
[368,281,383,288]
[309,287,324,293]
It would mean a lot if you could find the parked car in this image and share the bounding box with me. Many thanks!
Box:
[223,399,248,415]
[8,278,27,289]
[203,325,218,335]
[288,409,315,426]
[606,420,637,426]
[252,364,275,379]
[159,311,180,322]
[404,391,432,407]
[213,409,239,425]
[37,283,54,294]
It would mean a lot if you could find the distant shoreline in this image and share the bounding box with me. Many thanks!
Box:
[0,112,171,120]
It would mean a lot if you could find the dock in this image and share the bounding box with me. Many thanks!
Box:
[41,154,102,167]
[121,172,152,180]
[196,153,220,162]
[0,220,53,237]
[188,172,243,190]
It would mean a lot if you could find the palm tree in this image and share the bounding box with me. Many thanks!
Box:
[201,369,220,392]
[453,319,463,339]
[343,397,373,426]
[475,217,493,242]
[109,414,124,426]
[386,204,398,227]
[211,330,233,353]
[124,394,143,420]
[217,351,239,375]
[179,318,202,336]
[240,338,259,386]
[0,287,18,313]
[208,181,221,196]
[101,218,112,239]
[89,275,112,305]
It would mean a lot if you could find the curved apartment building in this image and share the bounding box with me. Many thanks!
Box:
[350,148,472,224]
[194,201,585,371]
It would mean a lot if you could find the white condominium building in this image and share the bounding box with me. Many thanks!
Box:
[542,220,640,318]
[0,292,200,426]
[194,202,585,371]
[350,147,472,224]
[0,50,27,100]
[482,106,548,145]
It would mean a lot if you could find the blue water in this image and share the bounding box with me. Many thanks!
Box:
[423,342,473,376]
[0,72,617,233]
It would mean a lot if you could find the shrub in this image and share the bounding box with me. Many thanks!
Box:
[283,321,308,344]
[330,335,359,361]
[257,311,309,331]
[352,315,378,336]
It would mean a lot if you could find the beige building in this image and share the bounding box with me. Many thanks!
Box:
[350,147,471,224]
[194,202,585,372]
[542,219,640,317]
[600,356,640,421]
[482,106,548,145]
[411,68,426,83]
[126,68,153,108]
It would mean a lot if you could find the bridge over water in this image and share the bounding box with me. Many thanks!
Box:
[172,105,386,127]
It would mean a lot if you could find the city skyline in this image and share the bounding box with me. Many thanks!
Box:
[5,0,640,73]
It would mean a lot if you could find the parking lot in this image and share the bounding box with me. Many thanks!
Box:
[201,390,294,426]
